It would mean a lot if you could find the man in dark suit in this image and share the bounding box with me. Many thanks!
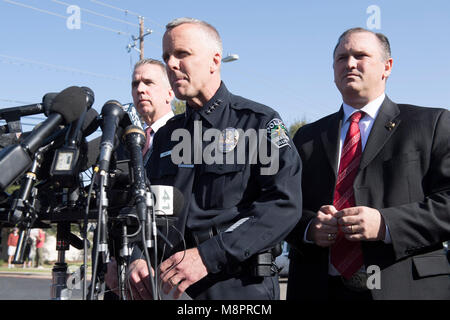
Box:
[287,27,450,300]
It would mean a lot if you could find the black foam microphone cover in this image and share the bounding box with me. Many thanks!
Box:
[42,92,58,116]
[50,86,87,124]
[81,86,95,109]
[82,108,99,137]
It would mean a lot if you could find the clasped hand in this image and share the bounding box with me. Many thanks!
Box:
[306,205,386,247]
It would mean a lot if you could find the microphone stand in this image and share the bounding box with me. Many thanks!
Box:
[111,210,139,300]
[51,217,84,300]
[123,126,158,299]
[10,143,53,265]
[88,171,109,300]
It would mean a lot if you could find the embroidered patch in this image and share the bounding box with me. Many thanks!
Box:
[266,118,289,148]
[218,127,239,153]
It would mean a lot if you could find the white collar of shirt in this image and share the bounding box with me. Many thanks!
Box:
[340,93,385,152]
[146,111,174,133]
[342,93,385,124]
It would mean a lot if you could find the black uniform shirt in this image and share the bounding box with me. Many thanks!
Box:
[147,82,302,274]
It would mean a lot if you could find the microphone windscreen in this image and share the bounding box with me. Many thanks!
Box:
[82,136,100,171]
[81,86,95,109]
[51,86,87,123]
[121,103,143,129]
[42,92,58,116]
[82,108,99,137]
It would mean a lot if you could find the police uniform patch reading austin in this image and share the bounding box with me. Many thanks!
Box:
[267,118,289,148]
[218,127,239,153]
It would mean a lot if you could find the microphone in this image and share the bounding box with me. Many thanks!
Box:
[0,86,87,191]
[42,93,59,117]
[97,100,125,173]
[122,125,147,220]
[81,102,139,171]
[121,103,143,129]
[150,185,184,217]
[49,108,100,186]
[81,87,95,110]
[66,107,99,148]
[0,92,58,120]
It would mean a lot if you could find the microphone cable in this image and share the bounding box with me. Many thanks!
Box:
[82,169,97,300]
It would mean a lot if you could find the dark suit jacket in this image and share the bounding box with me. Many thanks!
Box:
[287,96,450,300]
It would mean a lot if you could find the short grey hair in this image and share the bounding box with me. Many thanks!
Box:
[333,27,391,61]
[165,17,223,55]
[133,58,170,86]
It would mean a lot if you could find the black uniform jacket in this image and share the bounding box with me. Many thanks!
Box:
[147,82,302,298]
[287,96,450,300]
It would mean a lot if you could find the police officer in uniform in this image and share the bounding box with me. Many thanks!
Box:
[127,17,302,300]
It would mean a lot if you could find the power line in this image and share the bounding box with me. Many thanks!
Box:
[0,98,34,105]
[89,0,165,30]
[0,53,128,81]
[50,0,139,27]
[89,0,141,18]
[3,0,131,36]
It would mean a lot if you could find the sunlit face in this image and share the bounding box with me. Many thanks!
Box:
[131,63,173,122]
[333,31,392,107]
[162,23,221,107]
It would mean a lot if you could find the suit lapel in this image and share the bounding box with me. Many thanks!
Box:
[359,96,401,170]
[321,108,343,176]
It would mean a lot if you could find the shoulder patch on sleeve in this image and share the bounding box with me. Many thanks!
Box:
[267,118,290,148]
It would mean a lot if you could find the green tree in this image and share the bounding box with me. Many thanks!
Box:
[288,118,307,138]
[172,99,186,115]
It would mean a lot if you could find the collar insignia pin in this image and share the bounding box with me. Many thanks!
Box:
[385,121,396,131]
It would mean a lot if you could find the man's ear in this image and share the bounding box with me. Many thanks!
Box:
[382,57,393,80]
[210,52,222,73]
[166,88,174,104]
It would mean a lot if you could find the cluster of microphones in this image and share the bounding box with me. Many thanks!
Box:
[0,86,183,300]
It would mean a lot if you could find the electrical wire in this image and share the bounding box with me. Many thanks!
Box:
[50,0,139,27]
[0,54,128,81]
[89,0,165,31]
[3,0,131,35]
[82,169,97,300]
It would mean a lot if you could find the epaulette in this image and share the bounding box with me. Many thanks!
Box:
[229,94,275,116]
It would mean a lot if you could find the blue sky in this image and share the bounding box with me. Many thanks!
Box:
[1,0,449,132]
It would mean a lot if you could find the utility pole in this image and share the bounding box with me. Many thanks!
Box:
[126,16,152,59]
[139,17,144,60]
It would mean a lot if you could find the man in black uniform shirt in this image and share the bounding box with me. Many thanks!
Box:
[127,17,302,300]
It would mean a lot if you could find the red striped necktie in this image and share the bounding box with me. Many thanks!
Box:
[142,126,153,155]
[330,111,364,279]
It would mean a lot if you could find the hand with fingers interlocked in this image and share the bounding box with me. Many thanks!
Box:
[306,205,386,247]
[306,205,340,247]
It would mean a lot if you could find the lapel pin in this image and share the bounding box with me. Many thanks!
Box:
[385,121,396,131]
